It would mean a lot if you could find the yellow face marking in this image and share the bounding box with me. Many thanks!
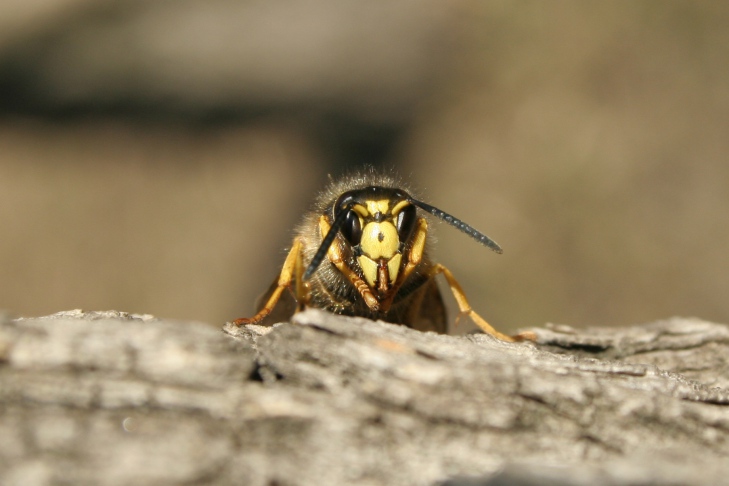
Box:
[360,222,399,259]
[357,255,378,288]
[352,204,369,218]
[387,253,401,283]
[341,198,411,295]
[366,200,390,216]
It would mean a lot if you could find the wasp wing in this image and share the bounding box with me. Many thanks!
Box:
[405,277,448,334]
[251,275,299,326]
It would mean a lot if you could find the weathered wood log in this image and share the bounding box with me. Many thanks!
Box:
[1,309,728,485]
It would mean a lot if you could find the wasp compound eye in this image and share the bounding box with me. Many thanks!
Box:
[341,210,362,245]
[396,205,417,245]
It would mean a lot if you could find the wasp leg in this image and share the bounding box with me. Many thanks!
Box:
[431,263,536,342]
[233,238,305,326]
[318,215,380,312]
[399,218,428,282]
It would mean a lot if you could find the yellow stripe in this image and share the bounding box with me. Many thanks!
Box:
[390,200,410,215]
[358,256,378,287]
[366,200,390,215]
[352,204,369,218]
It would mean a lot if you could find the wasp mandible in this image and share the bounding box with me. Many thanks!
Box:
[233,170,535,342]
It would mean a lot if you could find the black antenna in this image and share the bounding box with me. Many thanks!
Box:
[303,203,352,280]
[409,198,503,254]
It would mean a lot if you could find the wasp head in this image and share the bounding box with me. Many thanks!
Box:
[330,187,417,297]
[303,183,502,303]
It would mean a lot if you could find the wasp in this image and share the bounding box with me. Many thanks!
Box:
[233,170,535,342]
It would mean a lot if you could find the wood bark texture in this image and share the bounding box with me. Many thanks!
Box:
[1,309,728,485]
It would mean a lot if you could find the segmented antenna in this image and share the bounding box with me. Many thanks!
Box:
[409,198,503,254]
[303,204,352,280]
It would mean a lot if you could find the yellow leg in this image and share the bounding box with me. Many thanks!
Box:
[431,263,536,342]
[233,238,304,326]
[318,215,380,312]
[400,218,428,282]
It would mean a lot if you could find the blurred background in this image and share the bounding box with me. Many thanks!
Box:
[1,1,728,333]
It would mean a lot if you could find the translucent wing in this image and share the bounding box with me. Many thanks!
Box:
[250,275,298,326]
[405,277,448,334]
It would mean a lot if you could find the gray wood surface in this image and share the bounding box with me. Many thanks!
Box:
[1,309,728,485]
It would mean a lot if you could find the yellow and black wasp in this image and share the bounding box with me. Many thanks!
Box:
[234,169,535,342]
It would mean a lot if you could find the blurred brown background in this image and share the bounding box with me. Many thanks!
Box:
[1,1,728,333]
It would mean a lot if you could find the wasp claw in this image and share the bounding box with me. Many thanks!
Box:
[232,315,267,326]
[512,331,537,342]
